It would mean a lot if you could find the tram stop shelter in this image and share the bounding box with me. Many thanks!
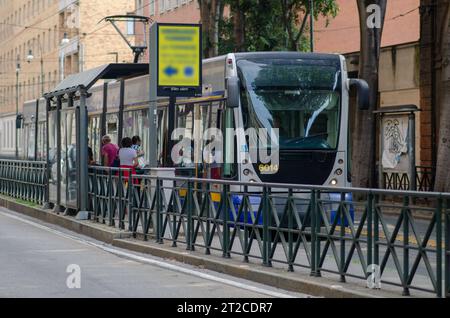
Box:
[43,63,149,218]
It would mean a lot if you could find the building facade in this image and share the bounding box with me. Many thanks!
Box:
[315,0,424,167]
[135,0,199,62]
[0,0,136,115]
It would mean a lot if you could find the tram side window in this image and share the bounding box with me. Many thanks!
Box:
[174,104,195,167]
[106,113,119,145]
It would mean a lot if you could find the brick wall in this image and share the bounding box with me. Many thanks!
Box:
[419,0,437,167]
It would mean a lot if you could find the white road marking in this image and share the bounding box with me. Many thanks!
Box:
[0,210,299,298]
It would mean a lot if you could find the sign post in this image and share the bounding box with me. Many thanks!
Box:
[149,23,202,167]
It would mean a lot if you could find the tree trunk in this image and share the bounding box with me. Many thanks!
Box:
[199,0,222,58]
[352,0,386,188]
[232,2,245,52]
[211,0,223,56]
[434,1,450,191]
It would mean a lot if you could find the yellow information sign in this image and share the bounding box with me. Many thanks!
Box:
[157,24,201,95]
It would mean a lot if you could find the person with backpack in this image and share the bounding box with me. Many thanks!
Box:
[101,135,119,167]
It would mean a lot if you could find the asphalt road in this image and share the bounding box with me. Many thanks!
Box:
[0,208,309,298]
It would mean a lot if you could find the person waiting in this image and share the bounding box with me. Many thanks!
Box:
[101,135,119,167]
[132,135,146,174]
[118,137,139,184]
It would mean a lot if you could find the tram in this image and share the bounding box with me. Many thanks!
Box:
[14,52,368,220]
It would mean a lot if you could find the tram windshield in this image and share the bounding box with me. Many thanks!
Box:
[237,58,341,150]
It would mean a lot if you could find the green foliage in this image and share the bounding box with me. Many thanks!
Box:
[218,0,339,55]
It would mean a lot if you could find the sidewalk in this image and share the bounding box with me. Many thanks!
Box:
[0,195,434,298]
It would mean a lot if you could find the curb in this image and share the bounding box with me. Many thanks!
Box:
[0,196,131,244]
[0,196,402,298]
[112,239,380,298]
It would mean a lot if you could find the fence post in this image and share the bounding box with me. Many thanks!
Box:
[436,197,443,298]
[155,177,163,244]
[118,169,124,230]
[339,192,346,283]
[108,168,114,227]
[374,193,380,274]
[128,171,133,232]
[262,186,270,266]
[205,182,211,255]
[171,180,178,247]
[445,199,450,298]
[403,196,410,296]
[367,192,374,278]
[288,188,294,272]
[91,167,96,222]
[310,189,317,276]
[222,183,230,258]
[186,180,193,251]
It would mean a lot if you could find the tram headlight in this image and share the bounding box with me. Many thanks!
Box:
[243,169,251,176]
[330,179,338,186]
[335,168,343,176]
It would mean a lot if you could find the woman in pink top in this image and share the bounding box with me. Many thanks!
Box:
[101,135,119,167]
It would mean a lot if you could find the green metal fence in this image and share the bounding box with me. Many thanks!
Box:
[0,159,47,205]
[86,166,450,298]
[1,161,448,297]
[383,166,435,192]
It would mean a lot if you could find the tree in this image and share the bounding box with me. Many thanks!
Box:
[351,0,386,188]
[220,0,338,54]
[281,0,338,51]
[198,0,224,58]
[433,0,450,191]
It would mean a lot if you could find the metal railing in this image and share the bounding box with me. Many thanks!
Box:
[0,159,47,205]
[87,166,450,298]
[383,166,435,192]
[0,161,447,297]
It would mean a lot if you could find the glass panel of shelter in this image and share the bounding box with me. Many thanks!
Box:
[48,110,57,203]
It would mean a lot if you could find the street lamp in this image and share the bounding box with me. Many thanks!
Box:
[61,32,70,45]
[26,47,45,96]
[15,57,21,158]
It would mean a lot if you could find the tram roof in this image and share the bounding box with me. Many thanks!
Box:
[233,52,342,61]
[44,63,149,98]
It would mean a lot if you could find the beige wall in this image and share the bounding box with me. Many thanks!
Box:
[136,0,199,62]
[0,0,135,115]
[76,0,135,71]
[346,43,421,164]
[0,0,60,114]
